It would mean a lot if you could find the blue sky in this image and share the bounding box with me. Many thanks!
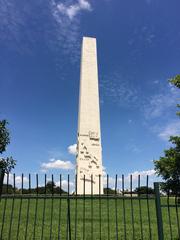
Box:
[0,0,180,189]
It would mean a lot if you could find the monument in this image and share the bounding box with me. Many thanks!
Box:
[76,37,103,194]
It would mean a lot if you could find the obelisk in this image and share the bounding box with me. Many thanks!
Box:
[76,37,103,195]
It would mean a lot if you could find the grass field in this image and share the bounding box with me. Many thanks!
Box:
[0,197,179,239]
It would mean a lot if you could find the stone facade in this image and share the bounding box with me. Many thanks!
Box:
[76,37,103,194]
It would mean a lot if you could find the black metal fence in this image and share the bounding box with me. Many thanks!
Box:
[0,173,179,240]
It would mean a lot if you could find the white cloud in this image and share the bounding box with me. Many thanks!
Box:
[102,166,116,186]
[0,1,92,63]
[125,143,142,153]
[50,0,91,63]
[3,174,29,186]
[68,144,77,155]
[127,169,155,180]
[55,180,75,192]
[102,166,106,176]
[144,83,179,119]
[103,169,156,189]
[153,80,159,84]
[145,0,152,4]
[144,93,176,119]
[103,175,116,187]
[56,0,91,20]
[124,169,157,190]
[100,71,139,107]
[41,159,74,171]
[158,121,180,141]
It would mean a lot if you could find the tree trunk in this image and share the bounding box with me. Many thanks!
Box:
[0,168,5,197]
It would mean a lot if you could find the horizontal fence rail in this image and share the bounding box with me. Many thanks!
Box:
[0,172,179,240]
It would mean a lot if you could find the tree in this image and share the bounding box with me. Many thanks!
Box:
[0,120,16,173]
[0,119,16,196]
[134,186,154,195]
[46,181,56,193]
[169,74,180,116]
[154,136,180,194]
[0,120,10,153]
[103,188,116,194]
[154,75,180,194]
[1,184,18,194]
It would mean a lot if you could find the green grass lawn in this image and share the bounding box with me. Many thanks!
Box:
[0,197,179,239]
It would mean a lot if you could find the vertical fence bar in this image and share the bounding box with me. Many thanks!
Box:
[138,175,143,240]
[122,175,126,240]
[8,173,16,240]
[175,190,180,238]
[50,174,54,239]
[16,173,23,240]
[75,174,78,240]
[58,174,62,240]
[107,175,110,240]
[0,170,4,238]
[66,174,69,240]
[146,176,152,240]
[66,174,71,240]
[91,174,93,240]
[167,190,173,239]
[41,174,46,240]
[25,174,31,240]
[33,174,38,240]
[130,175,135,239]
[0,173,9,239]
[154,182,164,240]
[83,175,85,240]
[99,174,102,240]
[69,175,71,240]
[115,174,118,240]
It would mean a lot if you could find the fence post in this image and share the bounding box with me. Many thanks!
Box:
[154,182,164,240]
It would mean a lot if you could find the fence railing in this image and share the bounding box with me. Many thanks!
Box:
[0,173,179,240]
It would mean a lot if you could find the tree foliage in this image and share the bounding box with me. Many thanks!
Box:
[154,136,180,193]
[103,188,116,194]
[1,183,67,195]
[134,186,154,194]
[0,157,16,173]
[0,120,10,154]
[154,75,180,194]
[0,120,16,173]
[169,74,180,116]
[169,74,180,88]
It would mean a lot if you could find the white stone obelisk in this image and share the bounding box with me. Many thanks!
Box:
[76,37,103,195]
